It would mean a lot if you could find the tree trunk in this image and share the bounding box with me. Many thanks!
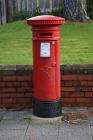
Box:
[63,0,89,22]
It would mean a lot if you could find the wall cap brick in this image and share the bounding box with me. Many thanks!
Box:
[0,65,33,76]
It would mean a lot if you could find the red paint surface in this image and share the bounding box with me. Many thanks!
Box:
[27,15,65,100]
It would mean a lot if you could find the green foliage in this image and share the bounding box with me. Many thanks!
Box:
[13,6,63,22]
[13,11,31,21]
[47,7,63,17]
[32,7,43,16]
[87,0,93,19]
[13,7,42,21]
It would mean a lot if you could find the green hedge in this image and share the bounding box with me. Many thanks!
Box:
[47,7,63,17]
[13,8,43,21]
[13,11,31,21]
[87,0,93,19]
[12,7,63,22]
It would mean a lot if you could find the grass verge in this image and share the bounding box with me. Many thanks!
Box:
[0,21,93,64]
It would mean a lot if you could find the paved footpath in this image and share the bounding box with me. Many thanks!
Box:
[0,107,93,140]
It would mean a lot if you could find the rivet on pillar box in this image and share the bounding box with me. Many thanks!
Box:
[27,15,65,118]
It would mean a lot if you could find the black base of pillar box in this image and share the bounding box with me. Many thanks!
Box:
[33,98,62,118]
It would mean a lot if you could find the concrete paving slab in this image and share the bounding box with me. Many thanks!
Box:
[0,107,92,140]
[86,107,93,111]
[0,119,29,130]
[89,118,93,126]
[0,118,30,140]
[62,107,93,125]
[58,122,92,140]
[88,113,93,125]
[0,108,7,120]
[87,108,93,125]
[0,129,25,140]
[90,125,93,134]
[3,109,32,120]
[62,107,88,114]
[24,122,59,140]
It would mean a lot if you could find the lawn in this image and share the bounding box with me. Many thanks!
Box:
[0,20,93,64]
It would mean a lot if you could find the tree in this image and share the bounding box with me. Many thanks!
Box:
[63,0,89,22]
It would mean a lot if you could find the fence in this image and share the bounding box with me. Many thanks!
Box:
[17,0,63,12]
[0,0,6,24]
[0,0,63,24]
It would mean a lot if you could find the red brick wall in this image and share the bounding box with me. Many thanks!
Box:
[0,64,93,108]
[0,65,33,108]
[61,65,93,107]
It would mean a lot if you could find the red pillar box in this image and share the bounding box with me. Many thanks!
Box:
[27,15,65,118]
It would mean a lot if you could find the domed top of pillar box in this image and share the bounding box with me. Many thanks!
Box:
[27,15,65,26]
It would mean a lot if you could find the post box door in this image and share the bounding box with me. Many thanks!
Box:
[33,41,59,100]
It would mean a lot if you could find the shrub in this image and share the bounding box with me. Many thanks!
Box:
[12,7,63,22]
[87,0,93,19]
[13,8,43,21]
[13,11,31,21]
[32,7,43,16]
[47,7,63,17]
